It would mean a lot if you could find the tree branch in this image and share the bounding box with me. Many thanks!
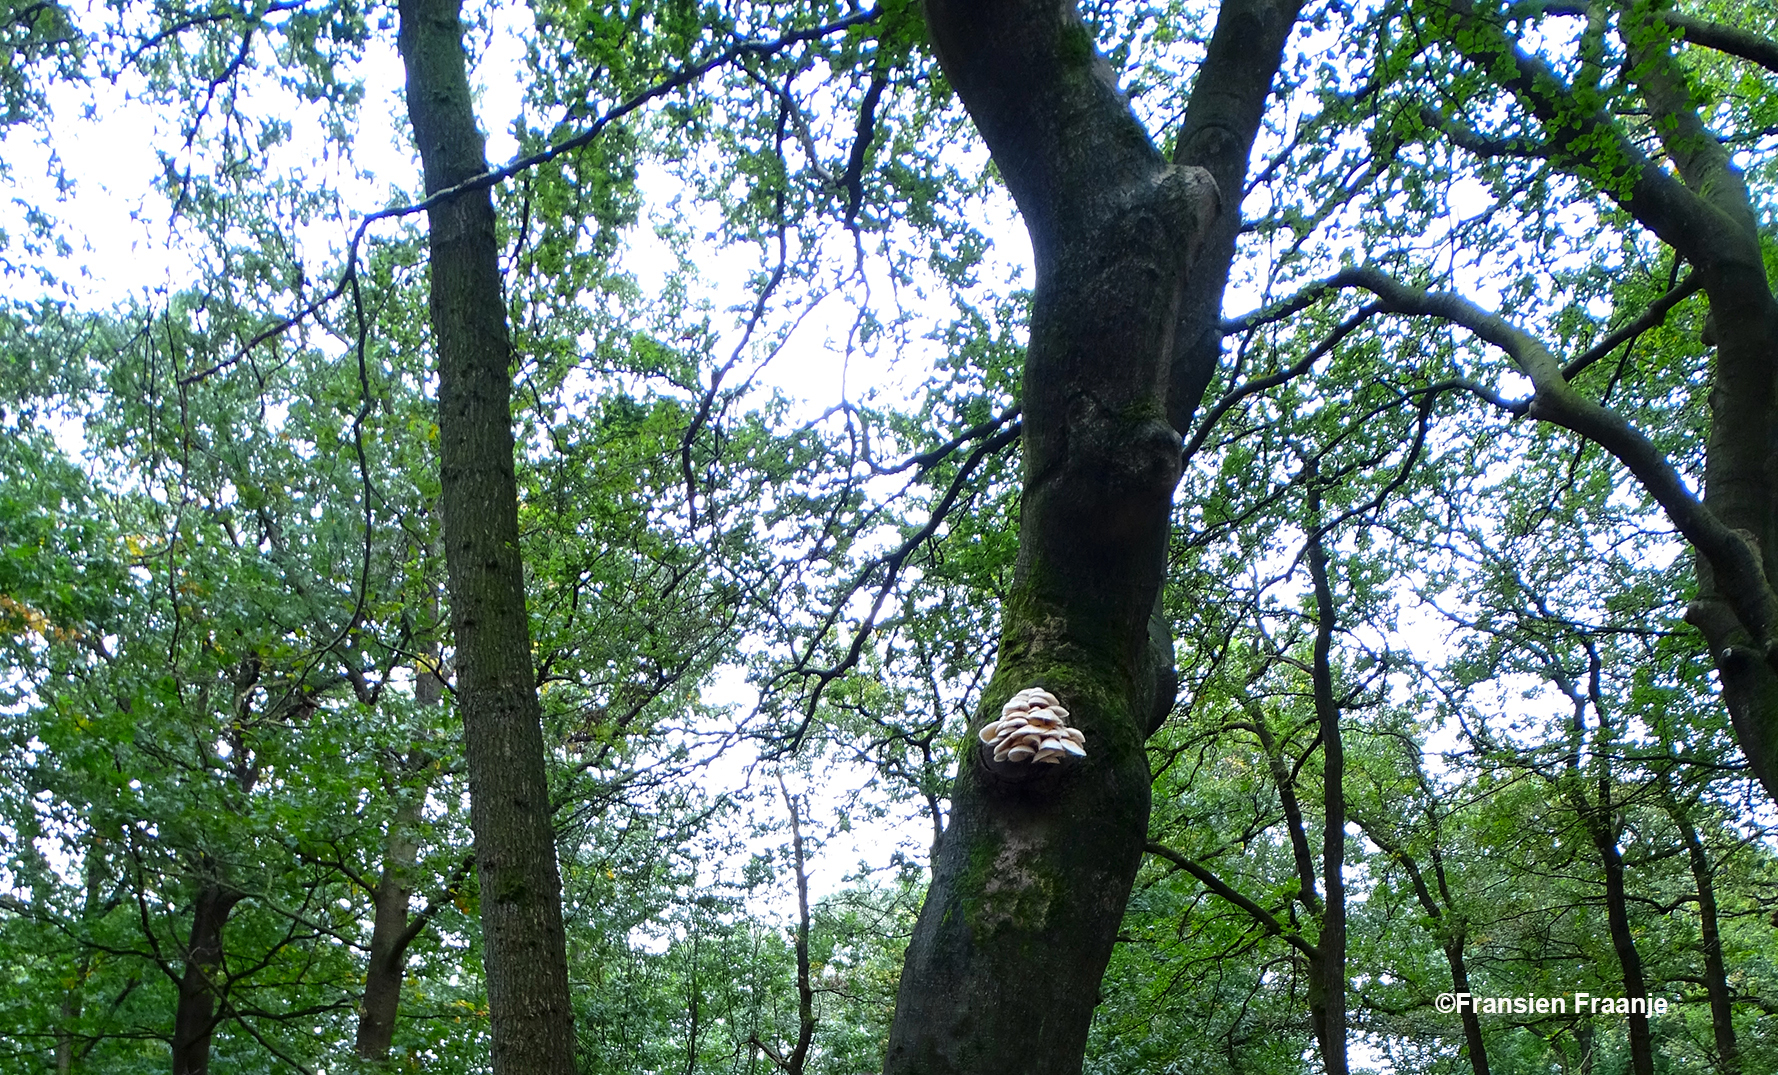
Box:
[1333,264,1778,649]
[1145,842,1322,960]
[1668,12,1778,75]
[1562,273,1702,381]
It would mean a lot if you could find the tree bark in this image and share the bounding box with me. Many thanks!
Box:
[356,599,445,1061]
[355,794,424,1060]
[396,1,577,1071]
[170,878,244,1075]
[1168,0,1306,428]
[881,1,1299,1071]
[1663,790,1740,1074]
[1305,498,1348,1075]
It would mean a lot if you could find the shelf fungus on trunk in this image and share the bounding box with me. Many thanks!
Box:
[978,688,1087,765]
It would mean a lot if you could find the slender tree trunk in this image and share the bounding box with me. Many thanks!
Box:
[356,795,424,1059]
[170,879,244,1075]
[1247,700,1338,1061]
[1356,819,1489,1075]
[396,1,576,1070]
[1577,795,1652,1075]
[1305,500,1347,1075]
[357,601,445,1060]
[1684,833,1739,1075]
[1552,659,1653,1075]
[1572,1017,1595,1075]
[783,783,815,1075]
[1598,838,1654,1075]
[58,837,109,1075]
[753,780,818,1074]
[57,990,79,1075]
[882,3,1298,1071]
[1665,793,1739,1073]
[1248,699,1323,918]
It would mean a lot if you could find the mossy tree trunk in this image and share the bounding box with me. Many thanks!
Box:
[396,0,577,1071]
[882,2,1299,1072]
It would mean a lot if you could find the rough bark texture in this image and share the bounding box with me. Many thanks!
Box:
[881,1,1302,1071]
[397,0,577,1070]
[170,879,243,1075]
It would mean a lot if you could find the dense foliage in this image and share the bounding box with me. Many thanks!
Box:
[2,0,1776,1072]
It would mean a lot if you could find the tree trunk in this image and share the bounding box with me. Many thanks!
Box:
[355,795,424,1060]
[58,836,109,1075]
[1665,792,1739,1074]
[396,1,577,1071]
[170,879,244,1075]
[1588,817,1653,1075]
[881,1,1302,1070]
[1552,660,1652,1075]
[357,600,445,1061]
[1168,0,1306,429]
[1356,819,1490,1075]
[1619,7,1778,813]
[1306,501,1348,1075]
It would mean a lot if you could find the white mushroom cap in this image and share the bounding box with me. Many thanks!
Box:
[983,688,1086,766]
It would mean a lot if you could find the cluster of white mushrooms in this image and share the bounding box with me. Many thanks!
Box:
[977,687,1086,764]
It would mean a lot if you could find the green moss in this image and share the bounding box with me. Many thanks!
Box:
[1057,22,1096,68]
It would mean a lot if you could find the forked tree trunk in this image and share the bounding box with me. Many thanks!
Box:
[396,1,577,1070]
[882,1,1298,1071]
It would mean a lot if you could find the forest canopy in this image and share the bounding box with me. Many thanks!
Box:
[1,0,1776,1073]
